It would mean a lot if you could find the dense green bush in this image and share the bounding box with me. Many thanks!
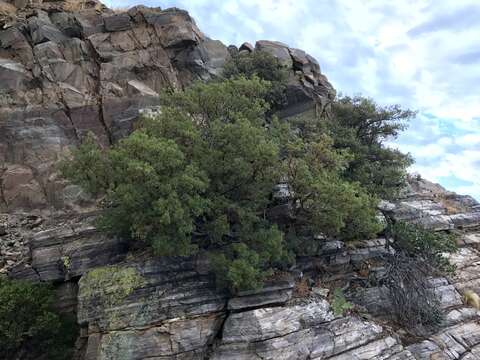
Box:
[0,277,78,360]
[327,96,415,199]
[277,123,382,249]
[63,77,388,292]
[223,51,288,110]
[224,52,414,201]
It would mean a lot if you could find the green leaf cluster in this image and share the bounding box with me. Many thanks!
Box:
[223,50,288,110]
[327,95,415,199]
[0,277,78,360]
[330,288,353,316]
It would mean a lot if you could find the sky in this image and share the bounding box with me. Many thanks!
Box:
[105,0,480,201]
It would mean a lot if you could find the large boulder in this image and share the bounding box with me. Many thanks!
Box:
[0,0,339,215]
[0,3,234,213]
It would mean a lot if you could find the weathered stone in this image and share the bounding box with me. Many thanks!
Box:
[104,13,131,32]
[463,232,480,246]
[77,257,228,332]
[1,165,47,210]
[444,307,479,327]
[145,7,203,48]
[50,12,82,38]
[312,287,329,297]
[289,48,310,71]
[69,105,110,144]
[447,247,480,295]
[407,321,480,359]
[350,278,462,318]
[28,15,68,45]
[127,80,159,97]
[0,2,334,214]
[201,38,230,76]
[87,315,225,360]
[55,281,78,313]
[450,212,480,229]
[226,44,238,57]
[239,41,253,52]
[327,336,412,360]
[429,277,463,309]
[3,4,479,360]
[255,40,293,67]
[102,96,160,141]
[212,314,384,360]
[223,300,334,343]
[0,58,31,90]
[228,277,294,310]
[9,218,129,282]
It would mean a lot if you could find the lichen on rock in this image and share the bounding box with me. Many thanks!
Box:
[79,265,145,307]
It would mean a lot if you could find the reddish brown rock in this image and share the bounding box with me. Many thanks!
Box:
[0,2,335,217]
[1,165,47,209]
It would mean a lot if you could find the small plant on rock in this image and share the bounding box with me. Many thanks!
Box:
[330,288,353,316]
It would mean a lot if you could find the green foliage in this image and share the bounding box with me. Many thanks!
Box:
[275,109,382,249]
[0,277,78,360]
[388,221,457,272]
[327,95,415,199]
[223,51,288,110]
[210,243,265,293]
[63,131,209,257]
[61,255,71,270]
[330,288,353,316]
[63,78,399,293]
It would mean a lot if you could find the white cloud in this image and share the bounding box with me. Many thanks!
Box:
[456,134,480,147]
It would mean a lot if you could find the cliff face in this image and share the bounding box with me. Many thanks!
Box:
[1,2,480,360]
[7,177,479,360]
[0,0,334,215]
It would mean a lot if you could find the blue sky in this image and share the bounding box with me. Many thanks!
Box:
[105,0,480,200]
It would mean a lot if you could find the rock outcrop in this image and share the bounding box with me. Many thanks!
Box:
[8,212,129,281]
[5,176,478,360]
[0,0,334,214]
[69,177,480,360]
[1,2,480,360]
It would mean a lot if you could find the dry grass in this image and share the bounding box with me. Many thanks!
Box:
[0,1,16,15]
[438,194,468,215]
[293,278,310,298]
